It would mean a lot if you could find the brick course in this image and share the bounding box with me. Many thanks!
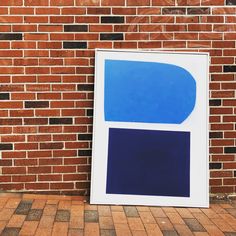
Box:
[0,0,235,196]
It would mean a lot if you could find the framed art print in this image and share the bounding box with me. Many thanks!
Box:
[91,49,209,207]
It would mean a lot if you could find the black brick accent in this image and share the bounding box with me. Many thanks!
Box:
[24,118,48,125]
[162,8,186,15]
[209,99,221,106]
[234,171,236,177]
[224,66,236,72]
[26,209,43,221]
[209,163,222,169]
[84,210,99,223]
[87,109,93,117]
[226,0,236,5]
[0,33,22,40]
[0,144,13,151]
[0,93,10,100]
[49,118,73,124]
[64,25,88,32]
[55,210,70,222]
[225,147,236,153]
[101,16,124,23]
[1,228,21,236]
[63,42,87,49]
[78,150,92,156]
[77,84,94,91]
[25,101,49,108]
[187,8,210,15]
[100,33,124,41]
[15,200,33,215]
[78,134,92,141]
[209,132,223,139]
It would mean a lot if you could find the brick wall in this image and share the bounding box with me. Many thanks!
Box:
[0,0,235,196]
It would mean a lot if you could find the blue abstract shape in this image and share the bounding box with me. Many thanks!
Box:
[106,128,190,197]
[104,60,196,124]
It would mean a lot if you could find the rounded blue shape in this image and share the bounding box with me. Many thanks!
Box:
[104,60,196,124]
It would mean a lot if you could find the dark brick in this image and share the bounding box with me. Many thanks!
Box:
[226,0,236,5]
[101,16,124,23]
[0,119,22,125]
[234,171,236,177]
[224,233,236,236]
[49,118,72,124]
[26,209,43,221]
[87,8,111,15]
[187,8,210,15]
[162,230,179,236]
[15,200,32,215]
[0,93,10,100]
[209,163,222,169]
[124,206,139,217]
[0,144,13,150]
[225,147,236,153]
[86,109,93,117]
[100,229,116,236]
[40,142,63,150]
[84,210,99,222]
[55,210,70,222]
[209,132,223,139]
[77,84,94,91]
[162,8,186,15]
[224,66,236,72]
[63,42,87,49]
[78,134,92,141]
[209,99,221,106]
[78,150,92,156]
[64,25,88,32]
[0,33,22,40]
[0,159,12,166]
[25,101,49,108]
[184,219,205,232]
[24,118,48,125]
[1,227,21,236]
[100,33,123,41]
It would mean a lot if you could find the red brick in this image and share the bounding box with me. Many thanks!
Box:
[2,167,26,174]
[50,182,74,189]
[12,25,37,32]
[50,16,74,23]
[38,174,62,181]
[36,7,60,14]
[10,7,34,15]
[61,7,86,15]
[127,0,150,5]
[12,175,36,182]
[26,183,49,190]
[25,0,49,6]
[28,166,52,174]
[39,158,62,165]
[2,151,26,159]
[24,16,48,23]
[53,150,77,157]
[1,135,25,143]
[50,0,74,5]
[53,166,76,173]
[0,16,23,23]
[14,143,38,150]
[28,150,52,158]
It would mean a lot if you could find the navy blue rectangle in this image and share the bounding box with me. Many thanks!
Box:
[106,128,190,197]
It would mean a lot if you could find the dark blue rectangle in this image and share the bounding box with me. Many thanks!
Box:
[106,128,190,197]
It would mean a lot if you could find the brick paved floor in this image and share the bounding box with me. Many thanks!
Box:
[0,193,235,235]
